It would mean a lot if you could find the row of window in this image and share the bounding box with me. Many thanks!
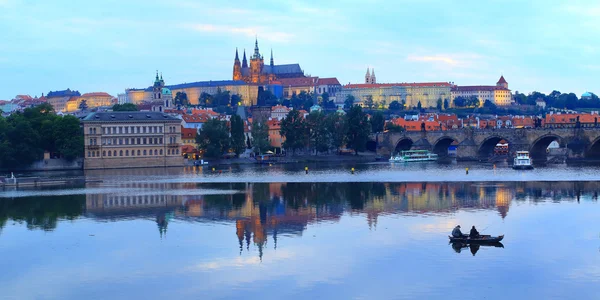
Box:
[87,148,180,158]
[90,125,170,135]
[101,137,166,145]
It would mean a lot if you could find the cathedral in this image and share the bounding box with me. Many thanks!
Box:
[233,38,305,84]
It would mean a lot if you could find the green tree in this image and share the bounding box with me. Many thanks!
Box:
[213,88,231,107]
[326,112,348,153]
[417,101,422,110]
[280,109,307,155]
[231,94,243,106]
[53,115,83,161]
[443,98,449,110]
[307,111,329,154]
[196,119,230,158]
[78,99,88,111]
[371,111,385,133]
[290,93,303,109]
[386,123,405,133]
[174,92,189,107]
[346,105,371,155]
[199,92,213,108]
[230,114,246,156]
[251,120,270,154]
[365,95,375,110]
[321,92,330,105]
[436,98,443,110]
[483,100,497,110]
[112,103,138,111]
[388,100,401,111]
[344,95,355,109]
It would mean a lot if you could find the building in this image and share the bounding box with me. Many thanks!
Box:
[117,93,129,104]
[581,92,594,100]
[451,76,512,107]
[182,114,210,129]
[233,39,305,84]
[365,68,376,84]
[338,82,452,108]
[316,77,342,100]
[65,92,114,112]
[82,112,184,170]
[271,104,291,120]
[47,89,81,112]
[280,77,341,99]
[536,98,546,109]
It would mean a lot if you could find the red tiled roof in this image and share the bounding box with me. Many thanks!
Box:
[345,82,453,89]
[192,108,219,116]
[82,92,112,97]
[15,95,33,100]
[181,127,198,138]
[182,114,210,123]
[452,85,509,92]
[279,77,318,87]
[497,76,507,84]
[318,77,341,85]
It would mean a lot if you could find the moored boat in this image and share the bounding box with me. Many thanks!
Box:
[513,151,533,170]
[389,150,438,163]
[448,234,504,244]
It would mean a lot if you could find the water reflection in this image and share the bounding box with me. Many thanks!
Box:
[451,242,504,256]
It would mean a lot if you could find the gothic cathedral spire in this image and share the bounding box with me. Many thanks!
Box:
[235,47,240,62]
[270,49,274,67]
[365,68,371,84]
[253,37,261,58]
[242,49,248,68]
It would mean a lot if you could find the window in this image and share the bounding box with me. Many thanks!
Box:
[160,149,163,155]
[88,151,91,157]
[113,150,117,157]
[176,149,179,155]
[143,138,147,144]
[143,150,147,155]
[154,149,158,155]
[119,139,123,145]
[103,151,106,156]
[89,128,93,134]
[168,149,171,155]
[96,151,99,157]
[137,150,141,156]
[159,127,162,133]
[119,150,123,156]
[137,138,141,144]
[108,151,112,157]
[126,150,129,156]
[159,138,163,144]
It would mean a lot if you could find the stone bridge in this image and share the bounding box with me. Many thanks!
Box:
[376,128,600,161]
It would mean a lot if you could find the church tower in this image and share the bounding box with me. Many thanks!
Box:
[249,38,264,84]
[268,49,276,82]
[370,69,376,84]
[242,49,248,68]
[152,70,164,100]
[365,68,371,84]
[233,48,242,80]
[497,75,508,89]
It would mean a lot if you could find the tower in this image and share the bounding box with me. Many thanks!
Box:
[152,70,164,100]
[370,69,376,84]
[497,75,508,89]
[365,68,371,84]
[233,48,242,80]
[242,49,248,68]
[268,49,276,82]
[249,38,265,84]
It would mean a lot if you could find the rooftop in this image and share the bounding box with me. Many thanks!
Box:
[167,80,248,90]
[345,82,453,89]
[82,112,181,122]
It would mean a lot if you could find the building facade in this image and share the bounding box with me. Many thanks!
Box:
[47,89,81,112]
[338,82,452,108]
[82,112,184,170]
[451,76,512,106]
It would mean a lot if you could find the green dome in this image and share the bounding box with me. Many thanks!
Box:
[161,88,172,95]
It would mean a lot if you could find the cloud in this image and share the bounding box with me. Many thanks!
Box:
[182,23,294,43]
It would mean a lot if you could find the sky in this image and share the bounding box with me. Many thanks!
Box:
[0,0,598,100]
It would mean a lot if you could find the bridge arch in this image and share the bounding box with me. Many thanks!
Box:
[394,137,414,153]
[529,134,562,162]
[432,136,458,157]
[478,135,510,160]
[586,136,600,160]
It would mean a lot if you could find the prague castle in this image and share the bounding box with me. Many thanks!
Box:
[233,38,305,84]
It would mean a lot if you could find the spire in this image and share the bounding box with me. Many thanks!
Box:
[160,72,163,81]
[253,37,260,58]
[270,49,274,67]
[155,70,159,81]
[366,68,370,77]
[235,47,240,62]
[242,49,248,68]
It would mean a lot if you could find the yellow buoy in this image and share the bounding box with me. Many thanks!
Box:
[351,168,355,174]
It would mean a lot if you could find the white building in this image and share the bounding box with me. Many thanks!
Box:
[451,76,512,107]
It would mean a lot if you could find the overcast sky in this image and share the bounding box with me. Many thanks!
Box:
[0,0,598,100]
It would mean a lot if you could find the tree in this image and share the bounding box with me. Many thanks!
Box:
[326,112,348,152]
[112,103,138,111]
[344,95,355,109]
[199,92,213,108]
[436,98,443,110]
[346,105,371,155]
[443,98,449,110]
[371,111,385,133]
[417,101,422,110]
[280,109,307,155]
[483,100,497,112]
[196,119,230,158]
[53,115,83,161]
[453,96,466,108]
[321,92,330,105]
[306,111,329,154]
[365,95,375,110]
[174,92,189,107]
[389,100,401,111]
[290,93,303,109]
[230,114,246,156]
[251,120,270,154]
[78,99,88,111]
[213,88,231,107]
[386,123,405,133]
[298,91,314,110]
[282,98,291,107]
[231,94,242,107]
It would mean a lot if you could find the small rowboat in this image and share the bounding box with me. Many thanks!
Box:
[448,234,504,244]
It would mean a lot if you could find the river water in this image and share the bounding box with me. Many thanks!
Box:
[1,163,599,299]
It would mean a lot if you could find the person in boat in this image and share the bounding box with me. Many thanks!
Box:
[452,225,465,238]
[469,226,480,238]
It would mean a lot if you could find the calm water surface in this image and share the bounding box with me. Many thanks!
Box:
[1,164,599,299]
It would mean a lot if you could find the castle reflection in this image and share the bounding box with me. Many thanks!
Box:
[2,180,597,259]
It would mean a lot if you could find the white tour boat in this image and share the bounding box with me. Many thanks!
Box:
[512,151,534,170]
[389,150,438,163]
